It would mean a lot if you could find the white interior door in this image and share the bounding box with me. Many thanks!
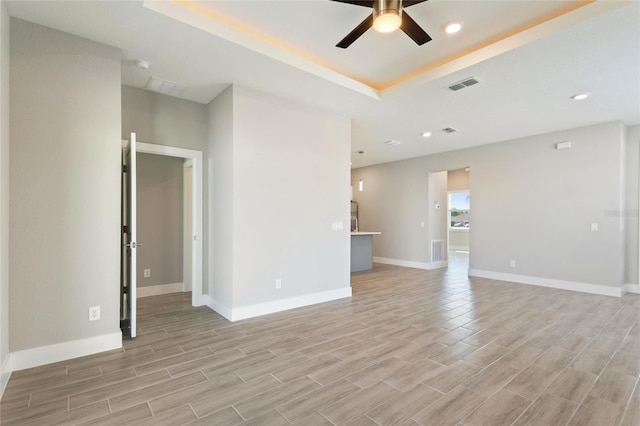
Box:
[121,132,138,338]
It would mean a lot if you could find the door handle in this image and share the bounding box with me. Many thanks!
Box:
[125,242,143,248]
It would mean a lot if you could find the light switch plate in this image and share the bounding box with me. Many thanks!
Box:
[332,221,344,230]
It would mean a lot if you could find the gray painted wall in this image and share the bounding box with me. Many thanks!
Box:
[137,153,184,288]
[121,85,208,151]
[625,125,640,284]
[428,171,448,254]
[0,0,10,378]
[121,84,209,294]
[352,121,626,288]
[9,19,121,351]
[207,85,351,311]
[207,86,235,307]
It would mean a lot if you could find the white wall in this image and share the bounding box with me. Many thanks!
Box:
[0,0,10,393]
[352,121,627,294]
[10,20,121,356]
[207,85,351,320]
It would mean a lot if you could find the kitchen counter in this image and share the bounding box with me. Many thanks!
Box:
[351,232,381,272]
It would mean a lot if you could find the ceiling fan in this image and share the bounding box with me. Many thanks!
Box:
[332,0,432,48]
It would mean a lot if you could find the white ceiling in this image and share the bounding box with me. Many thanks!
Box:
[6,0,640,168]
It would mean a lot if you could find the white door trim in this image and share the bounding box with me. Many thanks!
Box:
[136,142,205,307]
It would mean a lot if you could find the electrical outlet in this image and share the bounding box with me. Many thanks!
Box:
[144,269,151,278]
[510,260,516,268]
[275,278,282,289]
[89,306,100,321]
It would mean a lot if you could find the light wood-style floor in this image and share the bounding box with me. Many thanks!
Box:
[1,256,639,425]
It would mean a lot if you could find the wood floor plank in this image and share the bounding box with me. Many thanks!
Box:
[2,257,639,425]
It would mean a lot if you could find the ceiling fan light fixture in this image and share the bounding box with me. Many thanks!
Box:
[373,12,402,33]
[372,0,402,33]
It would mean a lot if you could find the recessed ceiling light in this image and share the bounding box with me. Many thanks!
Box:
[421,131,432,138]
[571,92,590,100]
[356,150,365,154]
[445,22,462,34]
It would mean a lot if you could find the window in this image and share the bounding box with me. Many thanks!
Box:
[449,191,470,228]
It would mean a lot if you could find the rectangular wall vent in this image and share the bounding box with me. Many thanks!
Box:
[431,240,445,262]
[447,77,480,91]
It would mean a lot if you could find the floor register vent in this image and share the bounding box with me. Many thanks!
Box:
[431,239,445,262]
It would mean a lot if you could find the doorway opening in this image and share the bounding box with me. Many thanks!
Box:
[426,168,471,273]
[447,168,470,271]
[137,142,204,307]
[121,138,204,338]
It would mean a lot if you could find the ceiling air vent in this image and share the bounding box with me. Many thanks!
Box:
[447,77,480,92]
[441,127,458,134]
[145,77,187,97]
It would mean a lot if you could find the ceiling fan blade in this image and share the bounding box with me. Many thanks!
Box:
[337,14,374,48]
[401,11,432,45]
[403,0,428,7]
[329,0,375,7]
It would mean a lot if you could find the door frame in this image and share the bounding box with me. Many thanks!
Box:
[137,142,205,307]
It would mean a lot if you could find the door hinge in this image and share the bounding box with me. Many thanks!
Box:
[122,164,127,173]
[122,225,128,234]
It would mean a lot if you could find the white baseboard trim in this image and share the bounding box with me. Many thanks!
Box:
[205,295,233,321]
[374,257,448,270]
[137,282,184,298]
[192,292,207,307]
[469,269,623,297]
[9,332,122,372]
[1,353,11,399]
[207,287,352,322]
[624,283,640,294]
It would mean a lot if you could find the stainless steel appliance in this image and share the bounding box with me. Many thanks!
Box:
[350,201,358,232]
